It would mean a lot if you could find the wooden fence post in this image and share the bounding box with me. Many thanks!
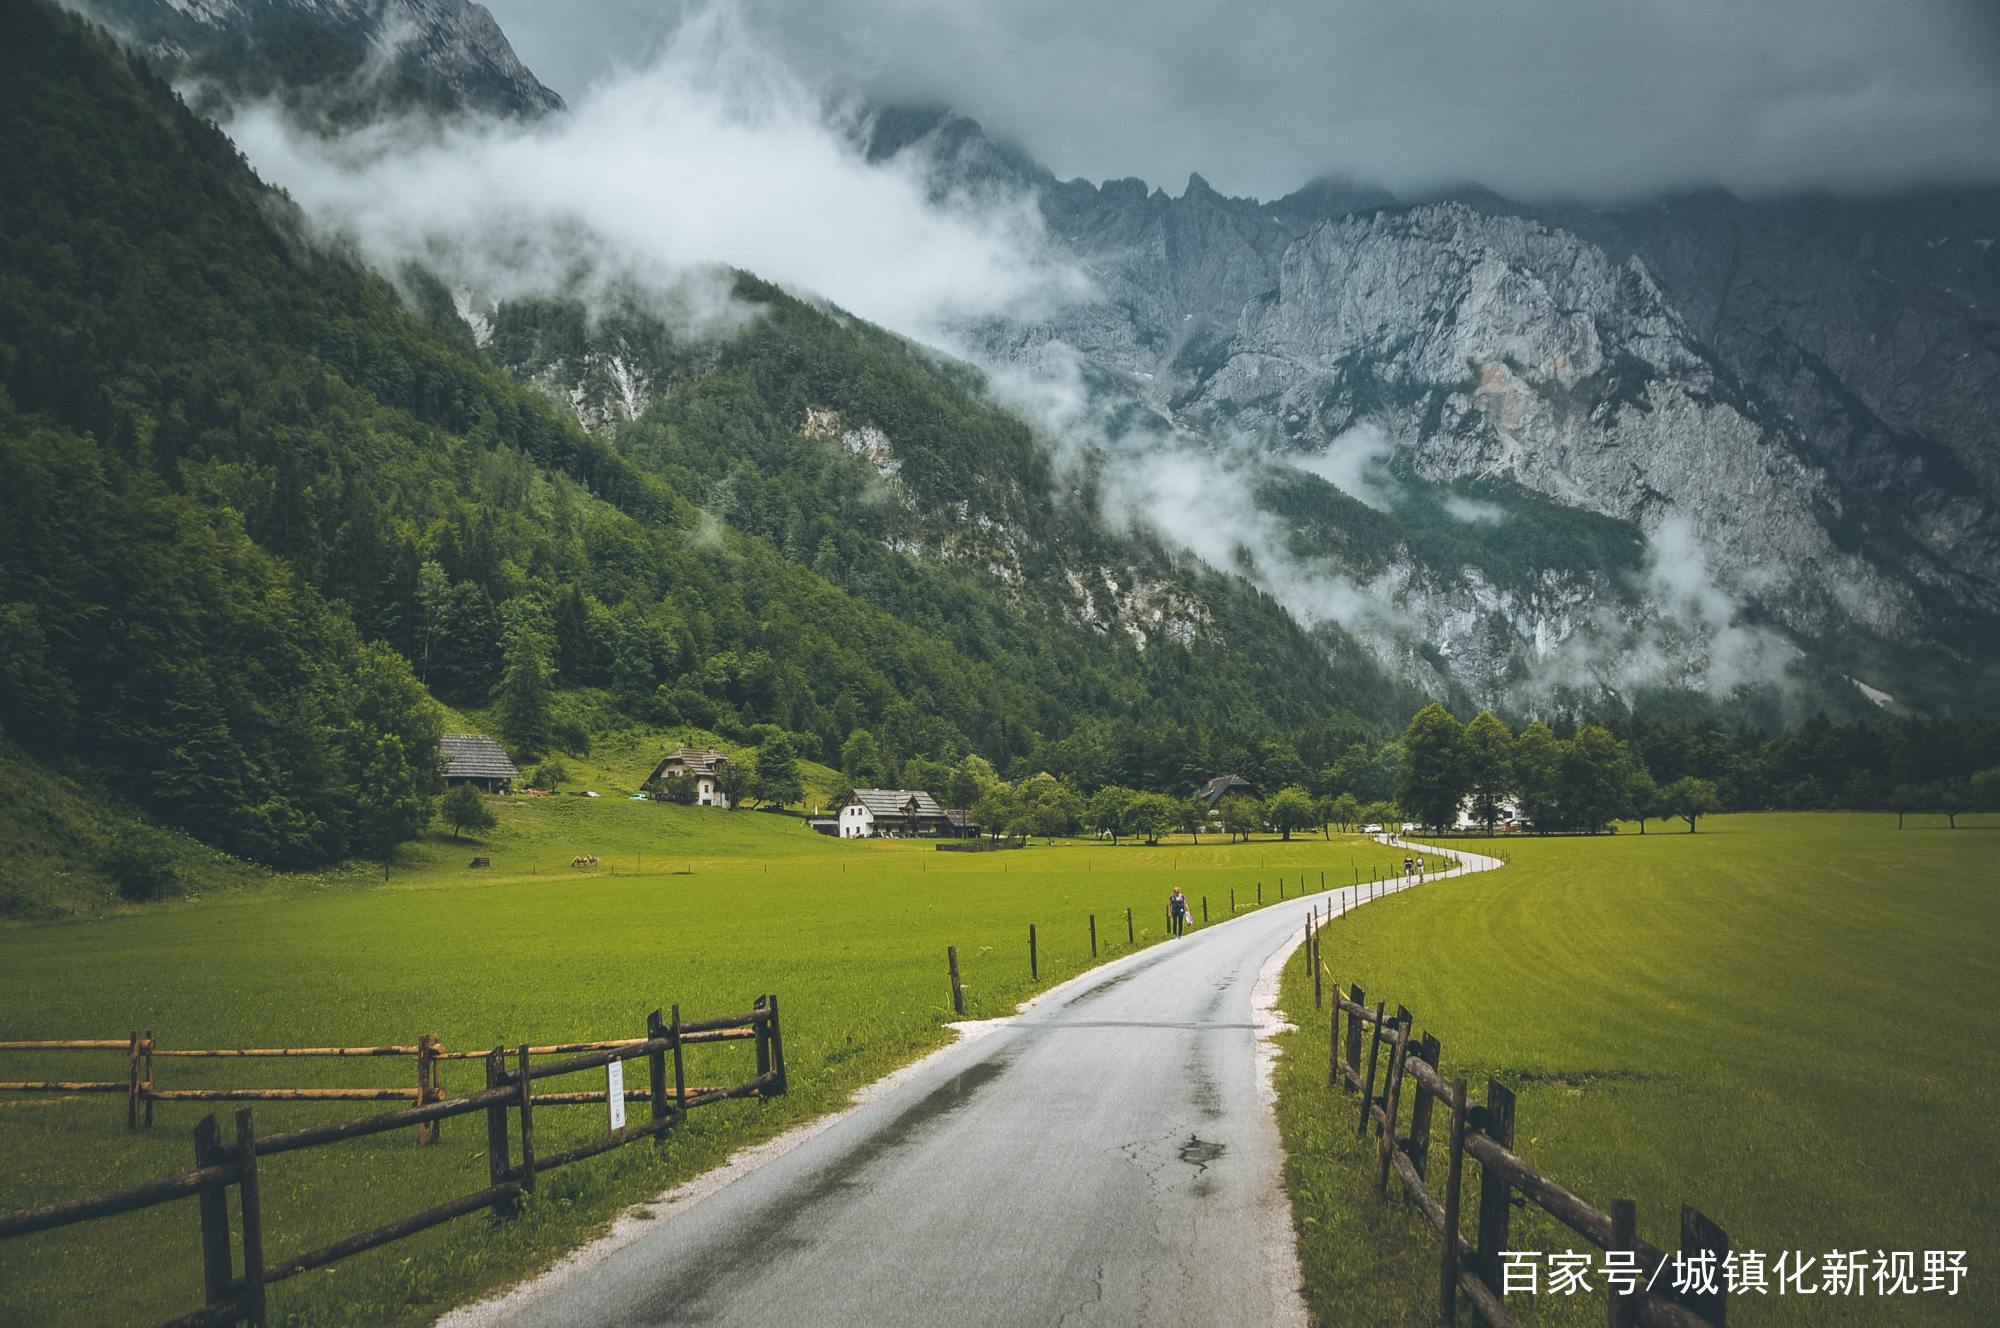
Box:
[1376,1008,1412,1194]
[1201,896,1208,924]
[1229,889,1236,914]
[1609,1198,1637,1328]
[515,1046,536,1198]
[1439,1077,1468,1322]
[1679,1205,1730,1326]
[1473,1078,1516,1296]
[1327,988,1340,1088]
[192,1115,234,1309]
[1126,908,1135,944]
[765,995,787,1097]
[671,1005,686,1114]
[127,1030,143,1130]
[484,1051,514,1214]
[416,1034,439,1145]
[755,996,772,1083]
[234,1108,267,1328]
[1090,914,1097,957]
[1343,984,1365,1088]
[1406,1032,1441,1179]
[947,947,964,1016]
[647,1009,669,1139]
[1257,882,1262,905]
[1357,1002,1385,1137]
[1029,925,1038,980]
[142,1030,154,1127]
[1311,918,1322,1008]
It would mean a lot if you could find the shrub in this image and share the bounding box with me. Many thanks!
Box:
[103,830,179,902]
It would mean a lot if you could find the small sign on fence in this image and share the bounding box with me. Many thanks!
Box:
[606,1058,626,1131]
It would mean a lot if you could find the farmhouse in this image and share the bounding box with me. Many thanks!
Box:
[1197,774,1258,809]
[645,748,733,808]
[837,789,977,839]
[439,735,521,793]
[1455,794,1523,832]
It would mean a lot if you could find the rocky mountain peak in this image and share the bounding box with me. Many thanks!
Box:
[73,0,565,121]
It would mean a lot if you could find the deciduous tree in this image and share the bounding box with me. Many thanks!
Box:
[1265,786,1319,841]
[1397,704,1466,830]
[1663,776,1720,833]
[440,783,496,840]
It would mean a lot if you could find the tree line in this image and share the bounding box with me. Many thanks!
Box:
[843,705,2000,841]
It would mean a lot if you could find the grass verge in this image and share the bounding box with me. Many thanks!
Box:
[1,792,1396,1326]
[1271,812,1998,1326]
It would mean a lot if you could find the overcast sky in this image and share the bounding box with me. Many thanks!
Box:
[482,0,2000,202]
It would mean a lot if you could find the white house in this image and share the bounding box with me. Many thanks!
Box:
[1455,793,1521,831]
[837,789,973,838]
[645,748,732,808]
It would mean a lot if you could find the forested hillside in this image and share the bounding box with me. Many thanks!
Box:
[0,1,1369,879]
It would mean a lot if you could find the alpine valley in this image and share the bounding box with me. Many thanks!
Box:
[3,0,1997,902]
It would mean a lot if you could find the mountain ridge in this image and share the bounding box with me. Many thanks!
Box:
[868,104,2000,718]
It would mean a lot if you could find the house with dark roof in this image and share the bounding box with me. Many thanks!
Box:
[644,748,732,808]
[439,735,521,793]
[1197,774,1257,809]
[836,789,976,838]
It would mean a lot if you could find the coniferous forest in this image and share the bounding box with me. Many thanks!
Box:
[1,0,1996,891]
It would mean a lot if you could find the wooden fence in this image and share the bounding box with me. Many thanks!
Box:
[1328,981,1727,1327]
[0,1034,452,1135]
[0,997,787,1327]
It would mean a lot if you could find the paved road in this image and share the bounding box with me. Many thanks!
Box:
[453,846,1496,1328]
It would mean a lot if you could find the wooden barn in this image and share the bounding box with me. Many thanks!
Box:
[439,735,522,793]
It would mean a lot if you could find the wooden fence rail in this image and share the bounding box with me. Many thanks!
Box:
[0,997,787,1327]
[1325,980,1727,1327]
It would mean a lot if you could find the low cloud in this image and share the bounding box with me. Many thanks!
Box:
[227,3,1086,346]
[492,0,2000,203]
[1442,494,1504,525]
[1285,426,1398,512]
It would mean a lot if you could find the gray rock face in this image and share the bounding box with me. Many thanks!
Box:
[880,108,2000,715]
[74,0,564,121]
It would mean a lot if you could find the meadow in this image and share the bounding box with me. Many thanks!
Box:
[1271,812,2000,1326]
[0,791,1403,1326]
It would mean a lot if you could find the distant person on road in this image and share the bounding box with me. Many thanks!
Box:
[1168,887,1189,937]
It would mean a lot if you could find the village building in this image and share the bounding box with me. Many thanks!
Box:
[439,735,521,793]
[644,748,733,808]
[835,789,978,839]
[1455,794,1523,832]
[1197,774,1258,809]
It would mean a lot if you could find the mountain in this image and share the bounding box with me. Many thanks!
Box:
[70,0,563,124]
[0,0,1386,888]
[870,107,2000,720]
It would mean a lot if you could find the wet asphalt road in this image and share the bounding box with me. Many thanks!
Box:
[459,847,1492,1328]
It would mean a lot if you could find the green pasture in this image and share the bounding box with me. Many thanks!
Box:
[1272,812,2000,1326]
[0,793,1398,1326]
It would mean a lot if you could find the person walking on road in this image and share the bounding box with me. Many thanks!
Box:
[1168,887,1189,937]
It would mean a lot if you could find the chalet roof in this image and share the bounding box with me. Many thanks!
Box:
[648,748,728,782]
[440,735,521,782]
[942,808,977,829]
[1199,774,1256,807]
[848,788,948,818]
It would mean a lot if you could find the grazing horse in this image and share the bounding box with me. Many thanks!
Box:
[570,854,599,868]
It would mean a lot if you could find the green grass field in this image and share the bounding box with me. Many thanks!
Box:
[0,791,1399,1326]
[1271,813,2000,1326]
